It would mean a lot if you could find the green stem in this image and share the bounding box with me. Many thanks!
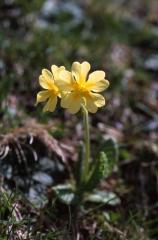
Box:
[82,104,90,182]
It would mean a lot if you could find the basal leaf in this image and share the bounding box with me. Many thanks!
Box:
[85,190,120,206]
[52,184,75,205]
[99,137,119,172]
[84,152,108,192]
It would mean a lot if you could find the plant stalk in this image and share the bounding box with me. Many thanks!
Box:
[82,104,90,183]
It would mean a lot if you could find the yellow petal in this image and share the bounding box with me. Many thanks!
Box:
[69,105,81,114]
[51,65,58,72]
[72,61,90,84]
[39,69,54,89]
[87,70,109,92]
[88,70,106,81]
[86,79,109,92]
[42,69,54,81]
[61,92,77,108]
[51,65,65,80]
[61,92,81,114]
[43,96,57,112]
[92,93,105,107]
[85,93,105,113]
[81,61,90,80]
[58,70,73,91]
[71,62,81,82]
[36,90,50,104]
[85,96,97,113]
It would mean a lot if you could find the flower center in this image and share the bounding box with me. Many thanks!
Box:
[73,82,89,96]
[51,85,59,96]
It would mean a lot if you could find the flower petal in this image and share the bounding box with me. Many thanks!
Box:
[88,70,106,81]
[39,69,55,89]
[72,61,90,84]
[85,98,97,113]
[58,70,73,91]
[87,79,109,92]
[87,70,109,92]
[71,62,81,82]
[51,65,65,80]
[51,65,58,74]
[92,93,105,107]
[42,69,54,81]
[43,96,57,112]
[81,61,90,80]
[36,90,50,104]
[85,93,105,113]
[61,92,81,114]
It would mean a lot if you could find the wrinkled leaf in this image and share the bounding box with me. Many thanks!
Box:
[85,190,120,206]
[85,152,108,192]
[52,184,75,205]
[99,137,119,172]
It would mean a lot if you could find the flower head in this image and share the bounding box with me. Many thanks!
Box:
[36,65,65,112]
[58,61,109,114]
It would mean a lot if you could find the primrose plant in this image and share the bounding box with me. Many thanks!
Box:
[36,61,119,205]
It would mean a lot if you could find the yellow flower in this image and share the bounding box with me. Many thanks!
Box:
[58,61,109,114]
[36,65,65,112]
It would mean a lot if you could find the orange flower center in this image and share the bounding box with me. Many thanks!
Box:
[50,85,60,96]
[73,82,90,97]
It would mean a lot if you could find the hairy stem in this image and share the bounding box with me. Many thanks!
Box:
[82,104,90,183]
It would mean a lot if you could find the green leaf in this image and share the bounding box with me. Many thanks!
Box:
[99,151,110,179]
[52,184,75,205]
[84,138,119,192]
[85,190,120,206]
[99,137,119,172]
[84,152,108,192]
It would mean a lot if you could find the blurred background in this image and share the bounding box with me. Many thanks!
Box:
[0,0,158,239]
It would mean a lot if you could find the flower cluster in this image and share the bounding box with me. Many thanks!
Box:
[36,61,109,114]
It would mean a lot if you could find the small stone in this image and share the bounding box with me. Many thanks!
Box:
[145,55,158,71]
[33,172,53,186]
